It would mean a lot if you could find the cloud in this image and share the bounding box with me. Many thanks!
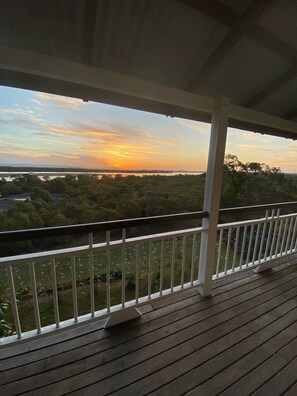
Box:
[33,92,82,110]
[178,119,210,134]
[0,108,46,131]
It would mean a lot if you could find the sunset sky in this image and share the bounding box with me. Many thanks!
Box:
[0,85,296,172]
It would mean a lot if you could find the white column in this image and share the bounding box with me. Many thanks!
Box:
[198,97,230,296]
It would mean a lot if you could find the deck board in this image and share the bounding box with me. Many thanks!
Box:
[1,255,297,396]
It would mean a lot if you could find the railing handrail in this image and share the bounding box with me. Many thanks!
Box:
[1,201,297,243]
[219,201,297,216]
[0,210,208,243]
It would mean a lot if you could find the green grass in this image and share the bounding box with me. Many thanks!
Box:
[2,236,202,333]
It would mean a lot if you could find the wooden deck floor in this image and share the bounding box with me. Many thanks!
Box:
[1,255,297,396]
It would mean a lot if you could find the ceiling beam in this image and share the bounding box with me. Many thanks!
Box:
[179,0,236,27]
[179,0,297,64]
[282,108,297,120]
[1,47,297,139]
[184,0,273,93]
[244,66,297,108]
[0,46,214,115]
[83,0,98,66]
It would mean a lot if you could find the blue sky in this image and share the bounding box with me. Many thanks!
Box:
[0,85,296,172]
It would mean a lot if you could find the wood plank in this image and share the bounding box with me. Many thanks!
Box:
[2,261,295,372]
[218,339,297,395]
[284,381,297,395]
[158,317,297,395]
[19,280,297,395]
[2,266,296,389]
[98,294,297,395]
[253,356,297,396]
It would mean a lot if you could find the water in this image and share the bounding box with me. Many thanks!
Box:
[0,170,204,181]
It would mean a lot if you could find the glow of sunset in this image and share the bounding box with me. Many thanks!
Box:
[0,86,296,172]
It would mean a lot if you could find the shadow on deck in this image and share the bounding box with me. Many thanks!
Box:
[1,255,297,395]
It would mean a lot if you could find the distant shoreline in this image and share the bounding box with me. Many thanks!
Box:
[0,167,205,180]
[0,166,205,174]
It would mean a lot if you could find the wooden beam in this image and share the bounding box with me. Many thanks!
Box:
[229,103,297,138]
[244,66,297,108]
[83,0,98,66]
[179,0,236,28]
[1,47,296,138]
[198,97,230,296]
[246,27,297,64]
[180,0,297,65]
[185,0,273,93]
[0,46,213,114]
[282,108,297,121]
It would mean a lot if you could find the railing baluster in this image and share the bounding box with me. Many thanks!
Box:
[239,225,247,269]
[246,224,254,266]
[264,209,275,261]
[280,218,288,256]
[148,241,152,299]
[224,228,232,274]
[190,234,197,285]
[270,209,280,258]
[290,217,297,252]
[106,231,111,312]
[51,258,60,328]
[6,265,22,339]
[1,205,297,344]
[285,217,293,253]
[135,243,140,303]
[121,228,126,308]
[71,256,78,323]
[216,229,223,276]
[181,236,186,289]
[159,239,164,295]
[89,233,95,318]
[29,261,41,334]
[170,237,176,291]
[232,227,240,272]
[258,210,269,263]
[275,219,283,257]
[252,223,261,265]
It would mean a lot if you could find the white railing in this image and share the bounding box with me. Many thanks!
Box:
[215,209,297,277]
[0,212,205,345]
[0,204,297,345]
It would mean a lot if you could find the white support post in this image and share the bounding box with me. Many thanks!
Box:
[198,97,230,296]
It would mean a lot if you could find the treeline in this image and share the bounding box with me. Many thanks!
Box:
[0,173,205,231]
[0,154,296,234]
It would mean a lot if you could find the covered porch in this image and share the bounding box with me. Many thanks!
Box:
[1,1,297,394]
[1,254,297,395]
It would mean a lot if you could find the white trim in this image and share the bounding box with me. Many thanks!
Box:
[198,97,230,296]
[0,46,213,114]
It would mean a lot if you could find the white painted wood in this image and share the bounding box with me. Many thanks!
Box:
[104,306,142,328]
[50,258,60,328]
[121,228,126,308]
[229,103,297,137]
[71,256,78,323]
[198,97,230,296]
[170,237,176,292]
[148,241,153,299]
[6,265,22,339]
[89,233,95,318]
[106,231,111,313]
[0,47,213,115]
[159,239,164,295]
[1,48,297,138]
[190,234,197,285]
[29,262,41,334]
[181,236,186,289]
